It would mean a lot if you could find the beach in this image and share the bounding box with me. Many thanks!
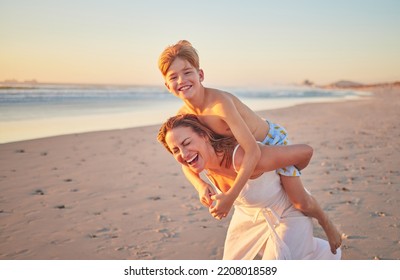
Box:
[0,85,399,260]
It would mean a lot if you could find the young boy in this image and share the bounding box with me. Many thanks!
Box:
[158,40,341,254]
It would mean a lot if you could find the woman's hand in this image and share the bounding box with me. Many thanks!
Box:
[209,193,235,220]
[198,183,216,207]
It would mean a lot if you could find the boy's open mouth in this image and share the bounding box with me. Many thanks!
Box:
[179,85,191,91]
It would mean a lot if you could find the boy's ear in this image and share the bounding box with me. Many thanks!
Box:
[199,69,204,82]
[164,81,171,91]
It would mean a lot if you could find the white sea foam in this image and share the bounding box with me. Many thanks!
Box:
[0,84,366,143]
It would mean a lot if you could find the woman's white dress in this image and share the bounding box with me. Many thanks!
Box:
[207,145,341,260]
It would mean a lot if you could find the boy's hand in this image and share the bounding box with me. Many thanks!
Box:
[198,183,216,207]
[209,193,235,220]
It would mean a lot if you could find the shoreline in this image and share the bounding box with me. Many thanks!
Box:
[0,85,399,260]
[1,93,366,145]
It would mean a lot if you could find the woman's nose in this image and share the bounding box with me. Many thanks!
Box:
[180,148,189,159]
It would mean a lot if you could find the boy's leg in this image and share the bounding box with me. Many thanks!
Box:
[265,120,340,252]
[279,175,342,255]
[279,175,310,209]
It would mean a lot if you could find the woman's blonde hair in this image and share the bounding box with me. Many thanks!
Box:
[158,40,200,76]
[157,114,236,168]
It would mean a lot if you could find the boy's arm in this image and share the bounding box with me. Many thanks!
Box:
[182,165,215,207]
[209,98,261,219]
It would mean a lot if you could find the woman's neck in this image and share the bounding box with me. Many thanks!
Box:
[206,153,236,180]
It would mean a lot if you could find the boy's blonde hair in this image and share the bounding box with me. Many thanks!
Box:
[158,40,200,76]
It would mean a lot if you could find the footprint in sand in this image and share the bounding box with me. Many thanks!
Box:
[33,189,45,195]
[136,250,152,259]
[89,227,120,239]
[9,249,30,258]
[158,214,172,223]
[182,203,202,211]
[372,211,389,217]
[333,186,350,192]
[50,238,72,245]
[0,210,12,217]
[157,228,178,239]
[341,233,367,240]
[341,198,361,206]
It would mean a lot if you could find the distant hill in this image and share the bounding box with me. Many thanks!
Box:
[321,80,400,89]
[1,79,38,84]
[328,80,364,88]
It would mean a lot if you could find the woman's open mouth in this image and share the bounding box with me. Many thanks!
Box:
[186,154,199,166]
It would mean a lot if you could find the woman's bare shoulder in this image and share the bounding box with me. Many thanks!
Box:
[233,143,266,177]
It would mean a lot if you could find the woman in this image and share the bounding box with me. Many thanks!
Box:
[157,114,341,260]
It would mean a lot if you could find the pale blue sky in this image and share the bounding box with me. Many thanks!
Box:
[1,0,399,86]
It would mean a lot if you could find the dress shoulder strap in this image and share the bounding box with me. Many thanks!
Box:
[232,141,262,174]
[232,144,241,173]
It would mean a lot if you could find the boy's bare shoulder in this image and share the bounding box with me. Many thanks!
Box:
[205,87,235,103]
[177,105,192,115]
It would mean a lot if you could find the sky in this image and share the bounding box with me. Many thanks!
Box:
[1,0,399,87]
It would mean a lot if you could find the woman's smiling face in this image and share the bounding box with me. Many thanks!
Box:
[165,125,211,173]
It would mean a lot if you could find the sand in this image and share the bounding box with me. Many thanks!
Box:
[0,86,399,260]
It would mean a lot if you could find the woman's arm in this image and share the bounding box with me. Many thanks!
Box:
[235,143,314,174]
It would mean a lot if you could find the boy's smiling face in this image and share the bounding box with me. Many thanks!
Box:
[164,57,204,100]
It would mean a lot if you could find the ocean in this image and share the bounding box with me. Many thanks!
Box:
[0,84,365,144]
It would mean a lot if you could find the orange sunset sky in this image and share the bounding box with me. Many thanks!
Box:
[1,0,399,87]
